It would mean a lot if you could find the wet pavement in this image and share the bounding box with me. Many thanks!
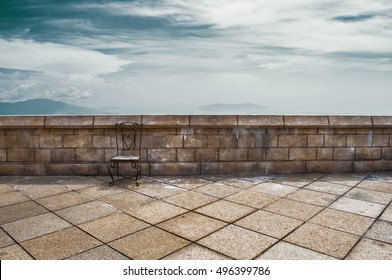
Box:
[1,173,392,260]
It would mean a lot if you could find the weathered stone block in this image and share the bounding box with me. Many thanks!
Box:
[46,163,98,175]
[143,115,189,127]
[190,115,237,127]
[142,135,183,149]
[284,115,329,127]
[346,135,372,147]
[324,135,346,147]
[266,148,289,161]
[146,128,177,135]
[94,115,142,127]
[354,161,392,173]
[0,149,6,161]
[307,135,324,147]
[334,148,355,160]
[258,161,306,174]
[238,134,255,148]
[373,135,390,147]
[317,148,334,160]
[317,128,334,135]
[289,148,317,160]
[34,149,51,162]
[248,148,266,161]
[177,149,194,162]
[278,135,307,147]
[0,116,45,128]
[150,163,200,175]
[194,128,219,135]
[356,128,382,135]
[39,135,63,148]
[201,162,258,175]
[7,149,34,162]
[6,135,39,148]
[45,116,94,128]
[382,148,392,160]
[184,135,208,148]
[76,149,106,162]
[92,135,112,148]
[1,163,46,175]
[355,148,381,160]
[334,128,357,135]
[148,149,176,162]
[219,148,248,161]
[306,161,353,173]
[372,116,392,127]
[63,135,92,148]
[238,115,284,127]
[289,128,318,135]
[51,149,76,162]
[195,148,219,161]
[208,135,237,148]
[255,134,278,148]
[329,116,372,127]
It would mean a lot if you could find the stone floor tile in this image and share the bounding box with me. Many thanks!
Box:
[329,197,386,218]
[250,182,298,197]
[36,191,91,211]
[264,199,323,221]
[194,182,242,198]
[125,200,188,224]
[284,223,360,259]
[368,173,392,184]
[163,244,231,260]
[221,177,269,188]
[134,182,186,199]
[2,213,71,242]
[100,191,155,211]
[0,191,30,207]
[21,227,102,259]
[345,187,392,204]
[157,212,227,241]
[55,201,117,225]
[256,241,337,260]
[11,184,70,199]
[78,212,149,243]
[198,225,277,260]
[0,184,14,194]
[53,176,106,190]
[286,189,338,207]
[356,179,392,194]
[0,228,14,248]
[109,227,190,260]
[320,174,366,187]
[346,238,392,260]
[0,244,33,260]
[271,175,319,188]
[162,191,218,210]
[0,201,48,225]
[304,181,351,195]
[380,205,392,222]
[225,190,279,209]
[6,176,56,185]
[235,210,303,239]
[77,185,127,199]
[309,208,374,235]
[167,177,210,189]
[365,220,392,244]
[67,245,129,260]
[195,200,255,223]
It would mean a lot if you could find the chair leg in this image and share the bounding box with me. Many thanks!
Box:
[107,160,117,186]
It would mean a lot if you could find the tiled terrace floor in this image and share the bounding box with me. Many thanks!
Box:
[1,173,392,260]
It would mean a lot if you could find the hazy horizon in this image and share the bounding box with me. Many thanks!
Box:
[1,1,392,115]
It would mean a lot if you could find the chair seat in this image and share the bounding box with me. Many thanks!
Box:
[111,155,139,161]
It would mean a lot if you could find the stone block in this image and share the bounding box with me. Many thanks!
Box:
[150,163,200,175]
[266,148,289,161]
[7,149,35,162]
[306,161,353,173]
[208,135,237,148]
[354,161,392,173]
[307,135,324,147]
[334,148,355,160]
[346,135,372,147]
[39,135,63,148]
[202,162,258,176]
[373,135,389,147]
[372,116,392,127]
[356,128,382,135]
[382,148,392,160]
[51,149,76,162]
[45,163,98,176]
[289,148,317,160]
[2,163,46,175]
[238,115,284,127]
[324,135,346,147]
[93,115,142,127]
[5,128,37,135]
[355,148,381,160]
[334,128,357,135]
[190,115,237,127]
[176,149,194,162]
[289,128,318,135]
[184,135,208,148]
[248,148,266,161]
[148,149,176,162]
[238,134,256,148]
[6,135,39,148]
[35,149,51,162]
[258,161,306,174]
[142,115,189,127]
[146,128,177,135]
[142,135,183,149]
[284,116,329,127]
[74,128,103,135]
[195,148,219,161]
[317,128,334,135]
[329,116,372,127]
[45,116,94,128]
[194,128,219,135]
[278,135,307,147]
[0,116,45,128]
[92,135,112,148]
[317,148,334,160]
[219,148,248,161]
[0,149,7,161]
[75,149,106,162]
[255,134,278,148]
[63,135,92,148]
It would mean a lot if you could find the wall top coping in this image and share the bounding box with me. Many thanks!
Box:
[1,115,392,128]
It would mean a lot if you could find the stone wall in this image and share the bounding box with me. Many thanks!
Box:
[1,115,392,176]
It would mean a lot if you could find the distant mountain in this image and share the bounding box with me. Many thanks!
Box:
[0,98,98,115]
[198,102,273,113]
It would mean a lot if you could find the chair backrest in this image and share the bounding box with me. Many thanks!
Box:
[115,122,142,156]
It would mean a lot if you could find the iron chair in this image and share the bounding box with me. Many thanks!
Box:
[107,122,142,186]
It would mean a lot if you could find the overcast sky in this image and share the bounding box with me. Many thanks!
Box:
[1,0,391,114]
